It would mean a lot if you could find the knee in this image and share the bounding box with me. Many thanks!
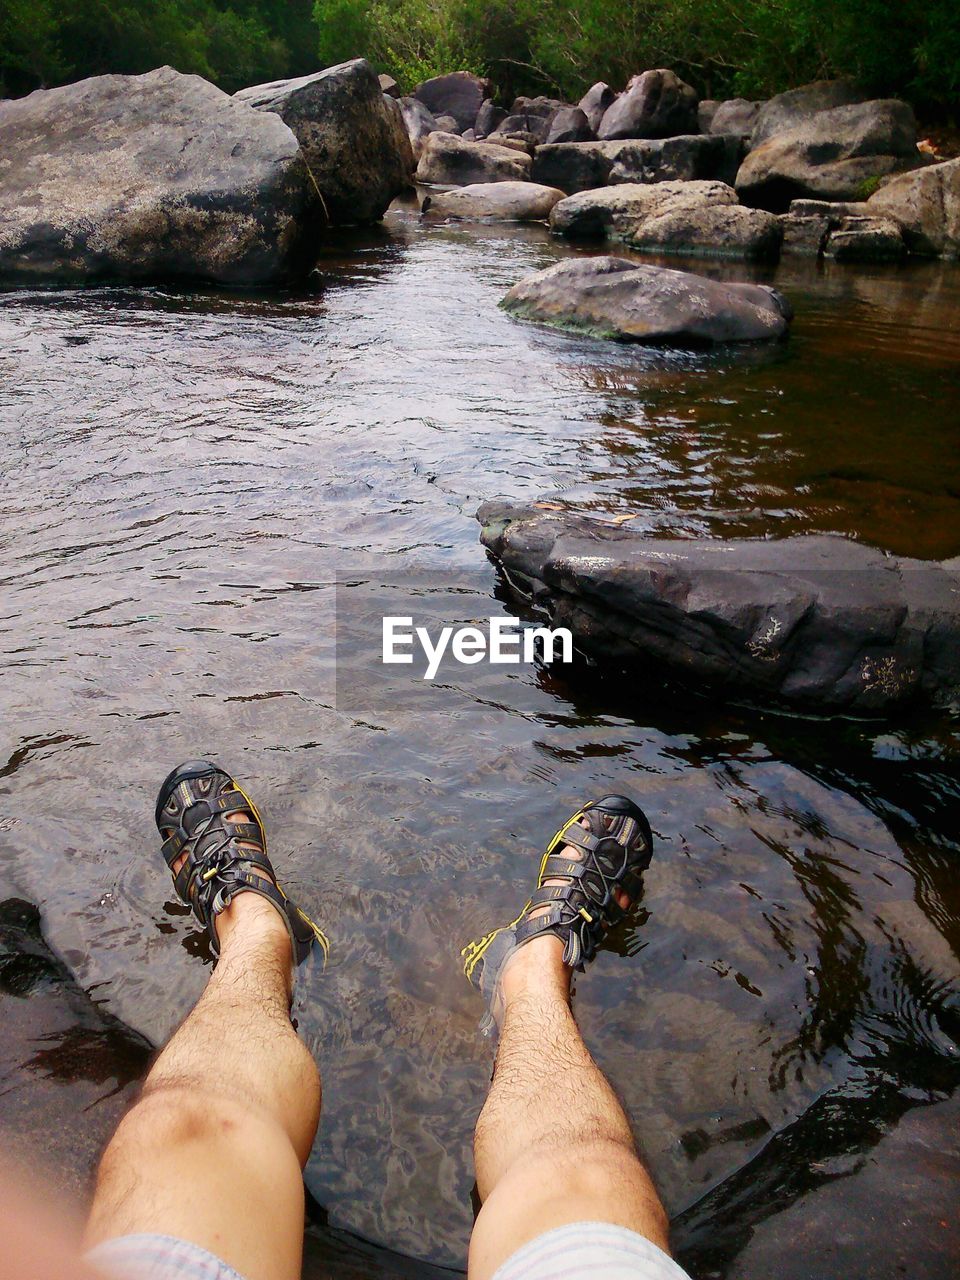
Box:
[113,1084,243,1155]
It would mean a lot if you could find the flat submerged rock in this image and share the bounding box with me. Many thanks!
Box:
[500,255,791,345]
[477,500,960,714]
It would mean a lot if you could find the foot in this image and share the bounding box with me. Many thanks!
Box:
[462,796,652,1029]
[155,760,328,967]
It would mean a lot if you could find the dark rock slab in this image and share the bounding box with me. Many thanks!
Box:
[727,1094,960,1280]
[598,69,698,140]
[750,78,867,149]
[0,67,319,288]
[737,99,922,211]
[500,257,791,345]
[236,59,415,225]
[413,71,491,133]
[476,502,960,713]
[0,892,151,1201]
[531,141,620,193]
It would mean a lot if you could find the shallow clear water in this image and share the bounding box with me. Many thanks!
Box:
[1,202,959,1272]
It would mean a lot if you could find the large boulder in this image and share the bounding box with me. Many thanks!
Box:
[632,204,783,260]
[608,134,743,186]
[545,106,595,144]
[578,82,616,132]
[494,111,553,143]
[415,132,532,184]
[736,100,922,212]
[235,59,414,225]
[867,157,960,257]
[511,95,565,118]
[598,69,698,140]
[476,502,960,713]
[750,79,867,149]
[420,180,565,222]
[400,95,439,160]
[499,256,791,344]
[0,66,320,288]
[710,98,762,138]
[550,179,738,240]
[413,71,491,133]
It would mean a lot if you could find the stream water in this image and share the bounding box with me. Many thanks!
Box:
[1,199,959,1273]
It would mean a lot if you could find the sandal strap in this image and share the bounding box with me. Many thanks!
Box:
[155,764,327,967]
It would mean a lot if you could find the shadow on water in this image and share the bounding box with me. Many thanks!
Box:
[0,205,959,1274]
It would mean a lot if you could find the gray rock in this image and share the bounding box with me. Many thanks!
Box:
[485,131,539,154]
[474,98,506,139]
[698,99,720,132]
[461,128,476,141]
[550,179,738,240]
[578,82,616,132]
[598,68,698,140]
[825,215,906,260]
[415,132,532,185]
[867,157,960,257]
[545,106,595,144]
[400,95,439,159]
[379,73,400,98]
[531,141,620,192]
[0,66,319,288]
[420,180,565,222]
[780,213,832,256]
[511,95,564,119]
[495,111,552,143]
[608,134,743,185]
[751,78,867,148]
[476,502,960,713]
[632,204,783,260]
[500,256,791,344]
[710,98,761,138]
[235,59,414,225]
[736,100,922,212]
[413,70,491,132]
[433,113,460,134]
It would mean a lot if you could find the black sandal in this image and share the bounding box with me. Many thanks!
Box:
[461,795,652,1019]
[155,760,327,967]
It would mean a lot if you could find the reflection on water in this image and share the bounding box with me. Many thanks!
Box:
[0,204,959,1271]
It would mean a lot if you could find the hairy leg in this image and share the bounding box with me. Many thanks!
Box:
[469,850,669,1280]
[84,890,320,1280]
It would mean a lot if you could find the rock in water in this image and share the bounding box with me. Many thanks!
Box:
[736,100,922,211]
[415,133,532,184]
[632,204,783,260]
[235,59,413,226]
[598,69,698,140]
[0,66,320,288]
[550,180,738,240]
[421,181,565,222]
[750,78,866,148]
[500,256,791,344]
[413,71,491,133]
[475,502,960,713]
[867,157,960,257]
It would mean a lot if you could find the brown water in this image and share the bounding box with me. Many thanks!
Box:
[1,202,959,1274]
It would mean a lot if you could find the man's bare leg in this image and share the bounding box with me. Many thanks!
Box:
[468,823,671,1280]
[84,842,320,1280]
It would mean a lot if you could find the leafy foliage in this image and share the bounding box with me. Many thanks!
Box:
[2,0,957,118]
